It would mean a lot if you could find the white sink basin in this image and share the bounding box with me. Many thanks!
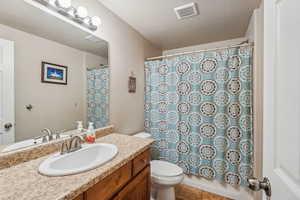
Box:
[2,135,69,153]
[38,143,118,176]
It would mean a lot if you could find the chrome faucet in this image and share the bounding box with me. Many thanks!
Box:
[60,135,85,155]
[69,135,85,152]
[41,128,54,141]
[34,135,47,144]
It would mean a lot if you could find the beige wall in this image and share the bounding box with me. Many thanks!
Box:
[72,0,162,134]
[163,37,248,55]
[85,52,108,69]
[246,13,255,42]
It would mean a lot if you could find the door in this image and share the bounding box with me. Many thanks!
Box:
[0,39,15,145]
[263,0,300,199]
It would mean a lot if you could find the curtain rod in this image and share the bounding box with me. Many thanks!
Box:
[146,42,254,61]
[87,65,110,70]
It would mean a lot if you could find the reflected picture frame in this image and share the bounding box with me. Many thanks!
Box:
[41,62,68,85]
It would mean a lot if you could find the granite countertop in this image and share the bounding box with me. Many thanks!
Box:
[0,134,154,200]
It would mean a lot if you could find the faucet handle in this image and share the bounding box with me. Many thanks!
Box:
[60,141,70,155]
[41,128,54,141]
[42,135,48,143]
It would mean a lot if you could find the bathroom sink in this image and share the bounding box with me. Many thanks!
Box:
[38,143,118,176]
[2,135,69,153]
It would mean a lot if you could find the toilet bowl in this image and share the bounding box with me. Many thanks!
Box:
[134,132,184,200]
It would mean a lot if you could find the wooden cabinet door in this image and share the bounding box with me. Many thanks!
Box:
[114,166,150,200]
[132,150,150,176]
[86,162,132,200]
[73,194,84,200]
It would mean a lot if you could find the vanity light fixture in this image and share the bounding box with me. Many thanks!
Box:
[67,7,76,17]
[91,16,102,27]
[48,0,56,6]
[75,6,88,19]
[33,0,101,31]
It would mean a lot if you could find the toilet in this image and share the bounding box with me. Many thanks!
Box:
[134,132,184,200]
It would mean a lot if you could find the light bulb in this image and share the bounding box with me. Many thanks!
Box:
[55,0,71,9]
[83,17,91,25]
[49,0,56,6]
[76,6,88,19]
[91,16,102,26]
[67,7,75,16]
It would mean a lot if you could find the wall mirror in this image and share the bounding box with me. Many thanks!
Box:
[0,0,110,154]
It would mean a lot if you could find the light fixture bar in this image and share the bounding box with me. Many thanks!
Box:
[33,0,99,31]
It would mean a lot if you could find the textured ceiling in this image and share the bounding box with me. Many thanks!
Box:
[99,0,261,50]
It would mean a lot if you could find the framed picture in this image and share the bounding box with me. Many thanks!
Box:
[128,76,136,93]
[41,62,68,85]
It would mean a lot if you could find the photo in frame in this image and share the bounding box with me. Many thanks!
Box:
[41,62,68,85]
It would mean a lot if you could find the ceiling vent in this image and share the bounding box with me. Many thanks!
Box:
[174,2,199,20]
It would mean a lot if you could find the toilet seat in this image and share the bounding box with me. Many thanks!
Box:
[151,160,183,177]
[150,160,184,186]
[151,173,184,186]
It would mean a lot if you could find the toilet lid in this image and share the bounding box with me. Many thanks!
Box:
[134,132,151,138]
[151,160,183,177]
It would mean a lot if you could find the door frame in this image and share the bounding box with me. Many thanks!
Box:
[0,39,15,144]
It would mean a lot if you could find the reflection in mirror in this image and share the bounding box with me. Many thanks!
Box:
[0,1,109,153]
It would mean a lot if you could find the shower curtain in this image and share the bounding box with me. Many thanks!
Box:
[87,68,110,128]
[144,46,253,186]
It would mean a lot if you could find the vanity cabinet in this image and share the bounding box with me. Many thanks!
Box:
[113,166,150,200]
[76,149,151,200]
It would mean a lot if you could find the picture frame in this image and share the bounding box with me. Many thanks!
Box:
[41,62,68,85]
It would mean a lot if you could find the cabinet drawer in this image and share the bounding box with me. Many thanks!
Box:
[86,162,132,200]
[132,150,150,176]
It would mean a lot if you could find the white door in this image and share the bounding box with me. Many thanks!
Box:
[0,39,15,145]
[263,0,300,199]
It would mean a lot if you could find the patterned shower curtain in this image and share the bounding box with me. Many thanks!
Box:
[87,68,110,128]
[144,46,253,186]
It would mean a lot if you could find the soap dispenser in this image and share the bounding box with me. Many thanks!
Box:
[87,122,95,136]
[86,122,96,143]
[76,121,84,133]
